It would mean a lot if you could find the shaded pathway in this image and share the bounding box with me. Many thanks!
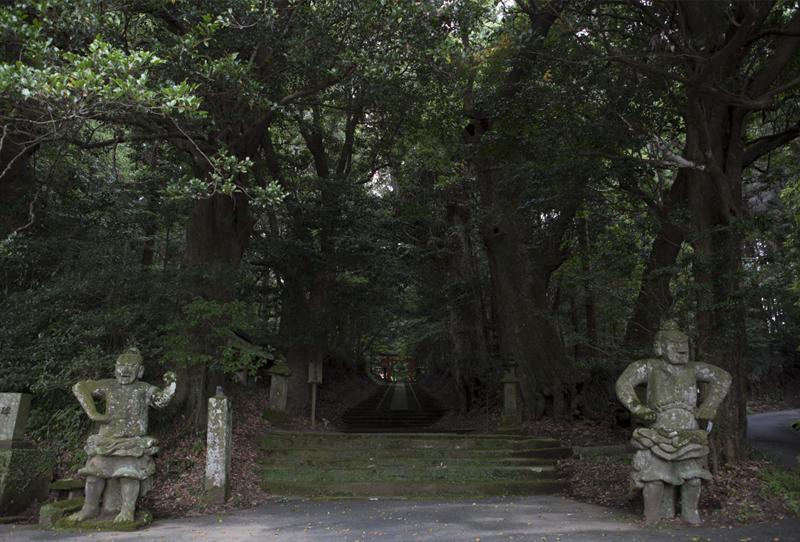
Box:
[5,496,799,542]
[747,409,800,469]
[342,382,446,432]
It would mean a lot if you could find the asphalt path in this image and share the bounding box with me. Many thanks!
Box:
[747,409,800,469]
[3,496,799,542]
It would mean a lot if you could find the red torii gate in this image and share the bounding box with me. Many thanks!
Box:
[376,353,416,382]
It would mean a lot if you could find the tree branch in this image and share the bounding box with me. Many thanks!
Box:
[743,121,800,167]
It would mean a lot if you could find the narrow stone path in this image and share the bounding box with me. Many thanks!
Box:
[388,382,409,411]
[341,382,446,432]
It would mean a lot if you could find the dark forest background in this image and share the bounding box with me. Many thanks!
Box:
[2,0,800,466]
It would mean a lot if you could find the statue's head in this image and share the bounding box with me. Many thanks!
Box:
[653,320,689,365]
[115,347,144,385]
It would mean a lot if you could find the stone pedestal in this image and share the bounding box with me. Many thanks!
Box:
[499,359,523,434]
[205,393,232,504]
[268,359,291,412]
[0,393,54,515]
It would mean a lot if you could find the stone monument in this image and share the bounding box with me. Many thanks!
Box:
[62,347,176,528]
[499,357,523,434]
[268,358,291,411]
[205,388,232,504]
[615,321,731,524]
[0,393,55,515]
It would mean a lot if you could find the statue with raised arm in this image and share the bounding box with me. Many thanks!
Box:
[68,347,177,525]
[615,321,731,525]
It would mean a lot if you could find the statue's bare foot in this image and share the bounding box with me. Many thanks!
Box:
[682,510,701,525]
[68,507,99,522]
[113,510,135,523]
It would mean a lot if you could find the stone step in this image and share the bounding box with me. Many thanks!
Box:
[261,431,561,450]
[258,479,566,498]
[259,464,558,483]
[260,456,554,469]
[261,447,571,464]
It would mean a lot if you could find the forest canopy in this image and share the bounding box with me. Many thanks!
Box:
[1,0,799,462]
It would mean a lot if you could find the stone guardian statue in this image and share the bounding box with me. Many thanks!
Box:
[69,347,177,524]
[615,321,731,524]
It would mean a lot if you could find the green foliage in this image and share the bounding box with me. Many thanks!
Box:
[761,466,800,515]
[161,299,256,372]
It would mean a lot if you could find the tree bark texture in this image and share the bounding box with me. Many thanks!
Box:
[444,204,492,413]
[623,172,688,356]
[475,162,573,418]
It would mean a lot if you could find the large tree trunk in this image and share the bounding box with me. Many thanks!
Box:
[278,270,330,415]
[175,191,254,431]
[444,204,492,413]
[623,171,688,356]
[475,160,574,418]
[685,95,748,464]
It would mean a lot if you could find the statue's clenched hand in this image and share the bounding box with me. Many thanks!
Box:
[632,404,657,423]
[163,371,177,386]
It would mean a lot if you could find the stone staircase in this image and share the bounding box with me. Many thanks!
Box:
[341,383,447,432]
[258,431,571,498]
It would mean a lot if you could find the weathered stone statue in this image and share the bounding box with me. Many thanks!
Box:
[68,348,176,524]
[615,321,731,525]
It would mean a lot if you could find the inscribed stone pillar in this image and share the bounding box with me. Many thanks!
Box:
[205,392,232,504]
[0,394,31,442]
[0,393,55,515]
[499,358,523,434]
[268,359,292,411]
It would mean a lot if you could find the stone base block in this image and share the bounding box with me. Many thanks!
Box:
[499,414,524,435]
[204,484,228,505]
[54,507,153,531]
[0,447,55,515]
[39,498,83,527]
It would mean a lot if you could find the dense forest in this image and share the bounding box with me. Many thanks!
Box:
[1,0,799,466]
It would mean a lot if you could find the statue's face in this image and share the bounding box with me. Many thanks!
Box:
[661,337,689,365]
[115,360,143,385]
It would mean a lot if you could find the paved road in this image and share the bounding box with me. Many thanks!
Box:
[747,409,800,469]
[3,496,799,542]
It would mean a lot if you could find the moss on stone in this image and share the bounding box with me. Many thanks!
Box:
[49,479,84,491]
[39,498,84,527]
[53,509,153,531]
[49,498,85,511]
[0,448,55,514]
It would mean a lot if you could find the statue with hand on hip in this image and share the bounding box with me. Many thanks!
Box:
[69,347,177,523]
[615,321,731,524]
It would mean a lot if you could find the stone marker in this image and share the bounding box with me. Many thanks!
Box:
[0,393,31,442]
[499,357,523,434]
[615,320,732,525]
[205,389,232,504]
[308,362,322,430]
[268,358,292,411]
[0,393,55,516]
[60,347,176,530]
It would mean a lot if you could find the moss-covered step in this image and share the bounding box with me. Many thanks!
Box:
[260,434,562,451]
[259,464,558,483]
[259,456,554,469]
[259,479,566,498]
[261,446,570,462]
